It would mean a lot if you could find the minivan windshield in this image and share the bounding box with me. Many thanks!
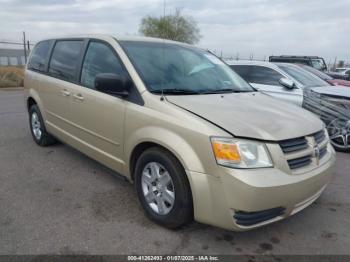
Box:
[278,64,330,88]
[119,41,253,94]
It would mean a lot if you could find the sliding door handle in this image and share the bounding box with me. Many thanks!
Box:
[73,93,84,101]
[61,89,71,97]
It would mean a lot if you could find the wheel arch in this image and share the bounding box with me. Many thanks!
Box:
[26,89,46,120]
[27,97,37,111]
[126,127,205,181]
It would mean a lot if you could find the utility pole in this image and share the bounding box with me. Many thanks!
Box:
[23,31,27,64]
[163,0,166,18]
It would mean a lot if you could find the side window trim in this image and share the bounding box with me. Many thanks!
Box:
[47,38,86,84]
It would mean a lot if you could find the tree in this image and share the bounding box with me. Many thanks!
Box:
[139,9,201,44]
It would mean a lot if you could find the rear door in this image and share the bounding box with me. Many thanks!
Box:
[68,40,128,173]
[41,39,85,135]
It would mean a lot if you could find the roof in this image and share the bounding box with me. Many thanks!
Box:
[269,55,323,59]
[224,59,281,69]
[36,34,191,47]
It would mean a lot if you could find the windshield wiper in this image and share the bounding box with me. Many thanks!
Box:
[198,88,252,94]
[150,89,200,95]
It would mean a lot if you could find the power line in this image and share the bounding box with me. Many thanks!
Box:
[0,40,34,46]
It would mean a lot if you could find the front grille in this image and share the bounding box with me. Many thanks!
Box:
[234,207,285,226]
[313,130,326,144]
[279,137,308,153]
[287,155,312,169]
[319,146,327,159]
[278,129,328,171]
[303,88,350,126]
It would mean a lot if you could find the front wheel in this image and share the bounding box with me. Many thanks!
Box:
[134,147,193,228]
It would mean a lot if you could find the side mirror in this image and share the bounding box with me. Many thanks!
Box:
[279,78,295,90]
[95,73,131,97]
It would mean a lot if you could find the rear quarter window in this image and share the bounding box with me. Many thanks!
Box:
[28,40,53,72]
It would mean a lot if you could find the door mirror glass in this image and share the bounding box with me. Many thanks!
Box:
[279,78,295,89]
[95,73,131,97]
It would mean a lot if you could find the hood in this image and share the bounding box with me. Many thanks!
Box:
[328,79,350,87]
[166,92,323,141]
[311,86,350,98]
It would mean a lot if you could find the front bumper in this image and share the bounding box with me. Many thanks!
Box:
[186,145,336,231]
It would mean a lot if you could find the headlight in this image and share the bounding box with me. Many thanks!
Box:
[211,137,273,169]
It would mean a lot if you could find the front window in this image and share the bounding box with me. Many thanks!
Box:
[81,41,125,89]
[278,64,330,88]
[119,41,253,94]
[231,65,284,86]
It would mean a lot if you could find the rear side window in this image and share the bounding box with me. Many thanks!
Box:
[28,40,52,72]
[49,40,83,82]
[80,41,125,89]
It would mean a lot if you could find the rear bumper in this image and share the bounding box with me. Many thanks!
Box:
[186,146,336,231]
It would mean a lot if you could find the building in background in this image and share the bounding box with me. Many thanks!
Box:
[0,48,27,66]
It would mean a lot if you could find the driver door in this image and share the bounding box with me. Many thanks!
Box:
[68,40,128,173]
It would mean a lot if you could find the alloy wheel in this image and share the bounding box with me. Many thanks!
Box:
[327,118,350,149]
[31,112,42,140]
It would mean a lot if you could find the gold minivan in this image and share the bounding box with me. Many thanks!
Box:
[24,35,336,231]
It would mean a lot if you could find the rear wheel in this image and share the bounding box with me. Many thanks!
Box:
[29,105,57,146]
[134,147,193,228]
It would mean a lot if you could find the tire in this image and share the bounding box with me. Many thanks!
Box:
[331,143,350,153]
[327,118,350,152]
[134,147,193,229]
[29,104,57,146]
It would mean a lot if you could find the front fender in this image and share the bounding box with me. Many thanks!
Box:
[124,126,205,178]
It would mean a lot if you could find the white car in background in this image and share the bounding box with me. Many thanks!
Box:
[335,68,350,75]
[226,60,350,152]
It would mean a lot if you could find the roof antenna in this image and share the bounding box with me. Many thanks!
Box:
[160,89,165,101]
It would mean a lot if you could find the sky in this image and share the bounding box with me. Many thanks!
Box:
[0,0,349,64]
